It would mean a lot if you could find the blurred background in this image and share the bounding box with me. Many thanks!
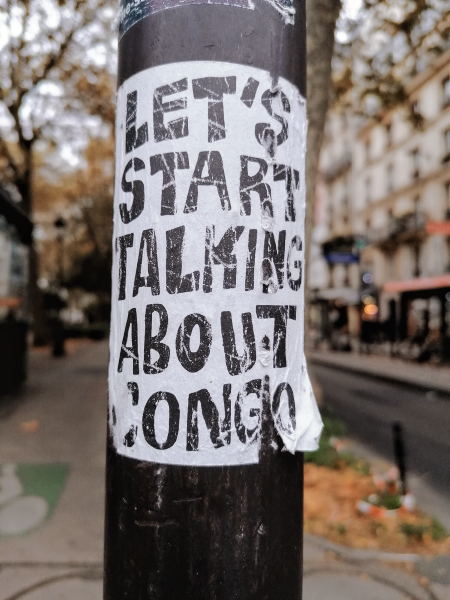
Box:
[1,0,450,597]
[308,0,450,360]
[0,0,116,394]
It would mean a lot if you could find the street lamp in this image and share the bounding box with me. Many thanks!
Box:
[52,216,66,357]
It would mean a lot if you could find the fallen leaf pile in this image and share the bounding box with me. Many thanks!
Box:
[304,462,450,555]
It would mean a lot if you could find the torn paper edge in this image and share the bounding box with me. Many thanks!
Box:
[273,354,323,453]
[262,0,295,25]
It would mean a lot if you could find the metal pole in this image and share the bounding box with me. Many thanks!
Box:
[105,0,312,597]
[392,421,407,495]
[53,216,66,357]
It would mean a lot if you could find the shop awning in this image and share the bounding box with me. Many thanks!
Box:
[426,221,450,235]
[384,274,450,293]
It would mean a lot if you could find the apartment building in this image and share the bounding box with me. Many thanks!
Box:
[311,48,450,359]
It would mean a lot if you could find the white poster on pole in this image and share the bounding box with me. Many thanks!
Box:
[108,61,322,466]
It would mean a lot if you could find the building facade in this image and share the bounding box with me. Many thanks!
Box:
[310,48,450,360]
[0,185,33,392]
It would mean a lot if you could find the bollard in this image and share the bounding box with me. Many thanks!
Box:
[392,421,407,495]
[104,0,321,597]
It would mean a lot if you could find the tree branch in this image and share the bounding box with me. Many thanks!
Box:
[0,135,20,176]
[26,0,90,95]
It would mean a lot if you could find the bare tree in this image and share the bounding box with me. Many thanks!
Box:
[0,0,115,340]
[0,0,116,215]
[334,0,450,118]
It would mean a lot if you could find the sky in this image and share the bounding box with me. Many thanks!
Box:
[344,0,363,19]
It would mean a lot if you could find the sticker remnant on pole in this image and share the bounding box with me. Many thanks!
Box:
[119,0,255,38]
[108,61,322,466]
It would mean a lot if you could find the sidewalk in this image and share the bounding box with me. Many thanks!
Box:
[308,350,450,395]
[0,340,106,599]
[304,534,450,600]
[0,341,448,599]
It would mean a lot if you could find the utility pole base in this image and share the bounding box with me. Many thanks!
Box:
[104,442,303,599]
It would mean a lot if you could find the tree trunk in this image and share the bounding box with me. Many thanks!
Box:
[305,0,342,265]
[304,0,342,347]
[16,144,49,345]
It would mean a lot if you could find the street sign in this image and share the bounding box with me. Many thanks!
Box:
[325,252,359,264]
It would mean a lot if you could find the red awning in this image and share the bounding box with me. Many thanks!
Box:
[426,221,450,235]
[0,297,22,308]
[384,274,450,293]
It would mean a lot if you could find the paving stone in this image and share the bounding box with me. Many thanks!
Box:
[0,567,74,600]
[13,577,102,600]
[417,555,450,584]
[431,583,450,600]
[303,570,413,600]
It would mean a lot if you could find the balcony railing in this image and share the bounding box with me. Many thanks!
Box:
[367,212,426,246]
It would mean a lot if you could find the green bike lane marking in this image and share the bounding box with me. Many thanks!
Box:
[0,463,69,537]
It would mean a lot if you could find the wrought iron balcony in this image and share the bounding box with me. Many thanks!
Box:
[367,212,426,246]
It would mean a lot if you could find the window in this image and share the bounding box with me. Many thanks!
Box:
[386,122,392,147]
[343,176,349,200]
[443,129,450,162]
[342,195,349,224]
[412,100,420,115]
[387,253,395,280]
[365,177,371,204]
[445,182,450,219]
[387,208,393,225]
[411,148,420,180]
[365,138,371,163]
[444,129,450,152]
[387,164,394,193]
[342,111,349,129]
[443,76,450,107]
[413,243,421,278]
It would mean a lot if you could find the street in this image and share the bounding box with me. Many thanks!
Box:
[311,362,450,499]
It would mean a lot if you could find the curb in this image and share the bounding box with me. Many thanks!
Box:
[307,354,450,396]
[305,533,421,563]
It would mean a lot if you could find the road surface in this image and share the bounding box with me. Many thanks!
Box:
[310,363,450,499]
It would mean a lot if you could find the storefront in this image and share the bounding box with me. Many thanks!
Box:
[0,186,33,393]
[384,275,450,362]
[310,287,360,351]
[313,235,363,350]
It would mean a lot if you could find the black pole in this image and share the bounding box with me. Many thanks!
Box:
[52,217,66,358]
[104,1,310,597]
[392,421,407,495]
